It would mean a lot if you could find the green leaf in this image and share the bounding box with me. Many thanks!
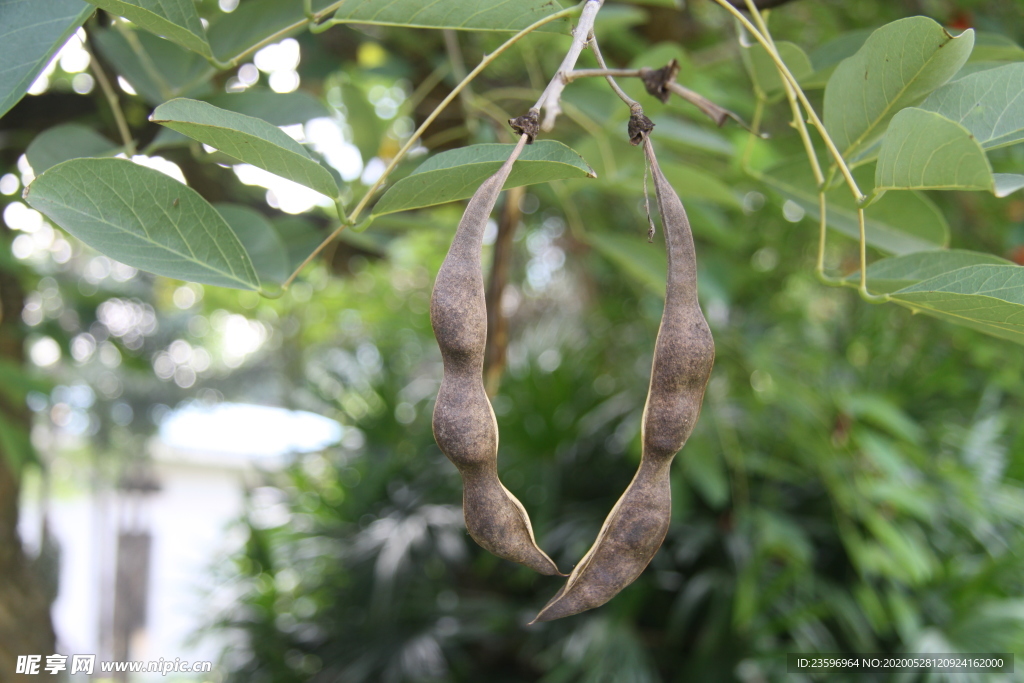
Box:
[205,90,330,126]
[889,265,1024,345]
[994,174,1024,198]
[0,0,94,120]
[371,141,595,217]
[845,249,1013,294]
[969,31,1024,62]
[330,0,567,31]
[24,158,260,290]
[587,232,666,296]
[823,17,974,161]
[151,98,339,198]
[919,63,1024,150]
[85,0,211,58]
[207,0,334,64]
[26,124,120,174]
[760,159,949,255]
[743,41,812,101]
[91,26,212,105]
[875,108,993,192]
[215,204,290,285]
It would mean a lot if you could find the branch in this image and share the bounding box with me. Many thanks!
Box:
[710,0,864,203]
[282,4,581,289]
[84,41,135,156]
[532,0,605,131]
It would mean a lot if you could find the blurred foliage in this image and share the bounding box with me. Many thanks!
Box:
[2,0,1024,681]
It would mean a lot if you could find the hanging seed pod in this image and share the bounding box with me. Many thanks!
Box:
[533,133,715,622]
[431,134,563,577]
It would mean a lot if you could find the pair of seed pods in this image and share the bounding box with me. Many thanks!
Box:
[430,126,715,622]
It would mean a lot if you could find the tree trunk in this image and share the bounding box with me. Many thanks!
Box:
[0,253,56,682]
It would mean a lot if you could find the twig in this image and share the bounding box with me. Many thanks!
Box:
[710,0,864,203]
[588,34,638,109]
[482,86,618,177]
[562,62,755,132]
[563,67,641,82]
[533,0,605,131]
[84,42,135,156]
[219,0,347,64]
[113,21,173,101]
[282,3,581,289]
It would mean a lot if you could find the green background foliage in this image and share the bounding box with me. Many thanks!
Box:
[2,0,1024,681]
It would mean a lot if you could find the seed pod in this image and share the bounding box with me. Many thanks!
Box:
[431,135,563,577]
[532,135,715,621]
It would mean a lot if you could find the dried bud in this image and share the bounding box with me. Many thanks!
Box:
[639,59,681,103]
[508,109,541,144]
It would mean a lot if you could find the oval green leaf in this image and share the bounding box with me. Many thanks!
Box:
[371,141,595,217]
[824,17,974,161]
[24,157,259,290]
[919,63,1024,150]
[215,204,290,285]
[875,108,993,192]
[0,0,94,120]
[760,159,949,255]
[329,0,567,31]
[86,0,211,58]
[26,124,120,175]
[890,265,1024,345]
[151,98,339,198]
[845,249,1012,294]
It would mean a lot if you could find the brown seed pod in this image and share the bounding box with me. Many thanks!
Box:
[532,134,715,622]
[431,135,563,577]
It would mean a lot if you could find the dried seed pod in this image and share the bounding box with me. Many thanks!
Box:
[533,135,715,622]
[431,135,563,577]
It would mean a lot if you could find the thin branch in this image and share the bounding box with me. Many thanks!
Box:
[113,21,173,100]
[724,0,804,9]
[563,67,640,81]
[563,63,756,132]
[856,207,889,303]
[588,34,638,109]
[484,86,618,177]
[84,41,135,156]
[710,0,864,203]
[736,0,884,300]
[741,1,819,182]
[282,4,581,289]
[533,0,605,131]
